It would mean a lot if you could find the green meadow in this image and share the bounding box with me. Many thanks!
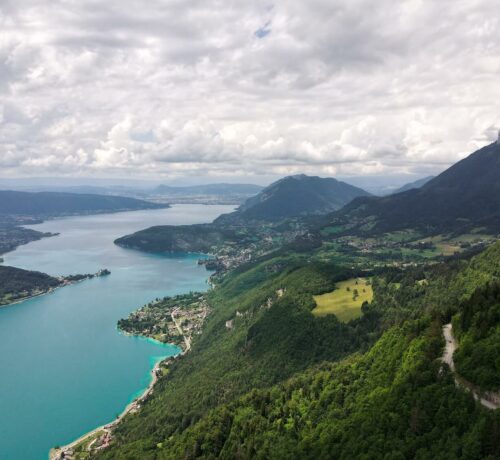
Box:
[313,278,373,322]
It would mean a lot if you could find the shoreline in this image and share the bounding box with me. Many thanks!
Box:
[0,286,62,309]
[50,315,193,459]
[49,356,171,460]
[0,273,108,309]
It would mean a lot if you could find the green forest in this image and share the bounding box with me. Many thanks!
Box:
[95,241,500,459]
[0,265,61,305]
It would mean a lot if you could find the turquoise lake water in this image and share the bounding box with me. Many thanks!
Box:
[0,204,234,460]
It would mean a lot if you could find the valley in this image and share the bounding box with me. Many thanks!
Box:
[85,141,499,460]
[1,143,499,460]
[4,2,499,458]
[0,205,234,460]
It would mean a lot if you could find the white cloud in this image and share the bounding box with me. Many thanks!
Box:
[0,0,499,180]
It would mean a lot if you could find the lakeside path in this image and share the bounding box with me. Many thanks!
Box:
[442,324,500,410]
[49,359,164,460]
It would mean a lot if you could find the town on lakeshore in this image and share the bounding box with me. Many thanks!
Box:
[2,2,500,459]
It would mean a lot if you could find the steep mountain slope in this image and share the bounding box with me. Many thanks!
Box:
[96,241,500,460]
[216,175,371,222]
[0,190,167,216]
[392,175,434,194]
[140,324,498,460]
[334,141,500,234]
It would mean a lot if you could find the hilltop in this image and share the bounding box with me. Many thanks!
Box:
[331,141,500,235]
[114,175,370,258]
[216,174,371,223]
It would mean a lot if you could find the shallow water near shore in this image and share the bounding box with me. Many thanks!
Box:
[0,204,234,460]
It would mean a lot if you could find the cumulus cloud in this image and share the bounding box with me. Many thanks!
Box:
[0,0,499,180]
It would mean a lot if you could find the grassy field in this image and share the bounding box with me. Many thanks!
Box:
[312,278,373,322]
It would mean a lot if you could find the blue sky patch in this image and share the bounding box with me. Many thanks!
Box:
[254,21,271,39]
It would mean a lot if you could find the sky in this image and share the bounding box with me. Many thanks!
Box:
[1,0,499,184]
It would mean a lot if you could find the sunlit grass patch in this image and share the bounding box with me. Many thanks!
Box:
[312,278,373,322]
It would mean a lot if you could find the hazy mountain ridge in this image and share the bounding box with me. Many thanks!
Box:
[0,190,167,216]
[392,176,434,194]
[155,183,263,196]
[332,142,500,234]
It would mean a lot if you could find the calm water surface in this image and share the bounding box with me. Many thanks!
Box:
[0,204,234,460]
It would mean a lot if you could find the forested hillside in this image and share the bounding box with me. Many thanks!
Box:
[216,174,370,223]
[331,141,500,235]
[96,241,500,459]
[0,265,61,305]
[115,224,245,253]
[452,281,500,390]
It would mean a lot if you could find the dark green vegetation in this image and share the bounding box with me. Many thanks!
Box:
[452,281,500,391]
[96,240,500,459]
[140,324,498,460]
[0,266,110,306]
[93,144,500,459]
[0,190,167,217]
[115,224,245,253]
[0,225,56,255]
[0,265,61,305]
[216,174,371,223]
[331,141,500,235]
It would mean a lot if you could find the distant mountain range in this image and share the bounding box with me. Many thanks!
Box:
[333,141,500,234]
[155,183,263,196]
[392,176,434,195]
[217,174,371,223]
[0,191,167,217]
[153,183,263,204]
[3,182,264,205]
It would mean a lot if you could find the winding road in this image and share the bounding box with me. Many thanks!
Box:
[171,308,191,352]
[442,324,499,410]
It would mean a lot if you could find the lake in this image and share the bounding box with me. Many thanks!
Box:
[0,204,234,460]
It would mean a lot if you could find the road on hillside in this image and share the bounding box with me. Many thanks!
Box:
[442,324,499,410]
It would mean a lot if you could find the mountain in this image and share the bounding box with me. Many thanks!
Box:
[96,239,500,460]
[334,141,500,234]
[392,176,434,194]
[0,190,167,217]
[216,174,371,222]
[115,224,244,253]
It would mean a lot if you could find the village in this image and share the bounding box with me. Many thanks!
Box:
[117,292,210,352]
